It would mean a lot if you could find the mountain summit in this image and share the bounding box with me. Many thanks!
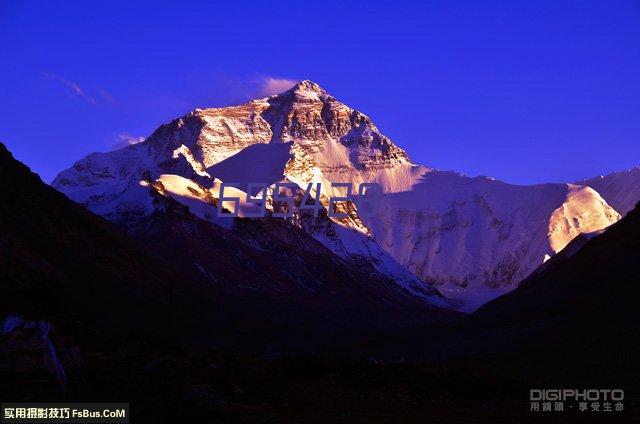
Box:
[286,79,327,95]
[52,82,620,310]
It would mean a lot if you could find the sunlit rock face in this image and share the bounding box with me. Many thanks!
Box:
[53,80,621,310]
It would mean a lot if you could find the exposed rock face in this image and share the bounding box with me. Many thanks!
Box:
[52,81,621,309]
[53,80,418,208]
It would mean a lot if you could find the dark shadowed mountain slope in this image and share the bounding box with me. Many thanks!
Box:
[122,190,460,351]
[465,201,640,386]
[474,201,640,325]
[3,142,637,421]
[329,202,640,389]
[0,142,456,352]
[0,142,176,336]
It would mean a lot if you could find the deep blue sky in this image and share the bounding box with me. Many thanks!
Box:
[1,0,639,184]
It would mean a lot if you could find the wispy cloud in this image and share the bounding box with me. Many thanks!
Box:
[42,72,97,105]
[165,72,299,108]
[112,133,145,150]
[99,89,118,105]
[258,77,297,97]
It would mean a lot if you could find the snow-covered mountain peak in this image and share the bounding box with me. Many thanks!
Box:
[52,83,623,311]
[285,79,328,98]
[292,79,325,91]
[52,81,418,208]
